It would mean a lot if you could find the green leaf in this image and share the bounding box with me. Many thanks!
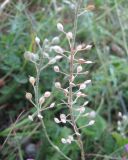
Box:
[112,132,128,147]
[77,107,107,140]
[13,73,28,84]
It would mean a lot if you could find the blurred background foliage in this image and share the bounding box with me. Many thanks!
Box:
[0,0,128,159]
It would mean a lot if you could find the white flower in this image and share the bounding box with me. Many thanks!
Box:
[37,113,43,119]
[61,138,67,144]
[88,120,95,126]
[54,117,60,123]
[85,61,93,64]
[66,32,73,39]
[29,76,36,86]
[57,23,64,31]
[89,111,96,118]
[28,115,33,121]
[52,36,60,44]
[68,135,74,141]
[55,55,63,60]
[118,112,122,117]
[43,38,49,45]
[76,91,82,97]
[83,101,89,106]
[84,80,91,84]
[76,91,86,97]
[66,138,72,144]
[25,92,32,100]
[39,96,45,105]
[76,45,83,50]
[60,114,66,123]
[54,66,60,72]
[77,66,83,73]
[55,82,61,88]
[85,44,92,50]
[80,83,86,90]
[44,91,51,98]
[53,46,64,54]
[50,102,55,108]
[24,51,39,62]
[35,36,40,44]
[79,107,85,113]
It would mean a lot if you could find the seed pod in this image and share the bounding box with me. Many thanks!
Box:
[29,76,36,86]
[57,23,64,31]
[44,91,51,98]
[25,92,32,100]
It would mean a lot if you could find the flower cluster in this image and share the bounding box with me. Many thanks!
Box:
[52,23,96,145]
[117,112,128,138]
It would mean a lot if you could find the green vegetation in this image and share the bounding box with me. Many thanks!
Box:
[0,0,128,159]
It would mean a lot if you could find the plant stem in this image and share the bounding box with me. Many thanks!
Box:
[41,119,72,160]
[68,1,85,160]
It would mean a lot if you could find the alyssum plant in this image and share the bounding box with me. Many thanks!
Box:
[24,1,95,160]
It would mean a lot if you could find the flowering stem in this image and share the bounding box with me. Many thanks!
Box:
[68,1,85,160]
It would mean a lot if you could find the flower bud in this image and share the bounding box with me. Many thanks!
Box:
[57,23,64,31]
[39,96,45,105]
[44,91,51,98]
[55,55,63,60]
[85,44,92,50]
[35,36,40,44]
[89,111,96,118]
[66,138,71,144]
[54,117,60,123]
[77,66,83,73]
[118,112,122,117]
[83,101,89,106]
[28,115,33,121]
[24,51,39,62]
[85,61,93,64]
[25,92,32,100]
[76,91,86,97]
[68,135,74,141]
[55,82,61,88]
[88,120,95,126]
[61,138,67,144]
[66,32,73,39]
[80,83,86,90]
[37,113,43,119]
[60,114,66,123]
[43,38,49,45]
[53,46,64,54]
[79,107,85,113]
[76,45,83,50]
[52,36,60,44]
[54,66,60,72]
[50,102,55,108]
[29,76,36,86]
[84,80,91,84]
